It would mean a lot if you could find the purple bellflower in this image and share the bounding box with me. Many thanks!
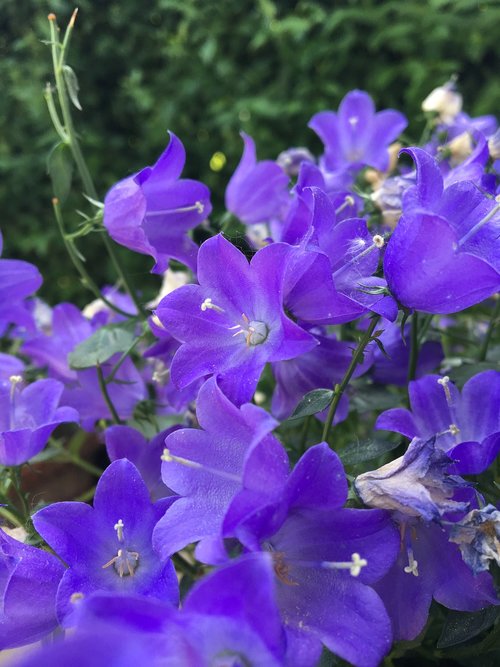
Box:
[305,188,398,322]
[225,132,290,225]
[384,148,500,313]
[309,90,407,174]
[26,555,287,667]
[0,529,64,649]
[155,234,317,405]
[376,371,500,474]
[0,377,79,466]
[355,438,497,641]
[32,459,178,625]
[224,443,400,667]
[0,231,42,334]
[152,377,288,564]
[104,132,212,273]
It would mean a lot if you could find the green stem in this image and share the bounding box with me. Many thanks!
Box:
[55,448,103,477]
[322,316,381,442]
[48,13,146,319]
[96,364,123,425]
[478,296,500,362]
[407,311,419,383]
[105,329,146,385]
[44,84,68,142]
[52,198,132,318]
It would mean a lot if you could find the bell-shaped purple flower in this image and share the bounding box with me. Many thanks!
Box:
[384,148,500,313]
[0,377,79,466]
[32,459,179,625]
[376,371,500,474]
[0,231,42,334]
[104,132,212,273]
[155,234,317,405]
[309,90,407,173]
[225,133,290,225]
[152,377,288,564]
[0,529,65,649]
[225,443,400,667]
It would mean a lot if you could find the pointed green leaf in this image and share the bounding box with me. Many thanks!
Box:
[47,142,73,203]
[62,65,82,110]
[288,389,334,421]
[68,320,138,369]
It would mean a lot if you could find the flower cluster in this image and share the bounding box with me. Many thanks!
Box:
[1,26,500,666]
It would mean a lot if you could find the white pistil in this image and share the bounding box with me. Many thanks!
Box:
[114,519,125,542]
[161,448,242,484]
[321,553,368,577]
[437,376,453,405]
[200,297,225,313]
[332,235,385,279]
[146,201,204,217]
[9,375,23,400]
[458,199,500,248]
[335,195,355,216]
[449,423,461,437]
[403,548,419,577]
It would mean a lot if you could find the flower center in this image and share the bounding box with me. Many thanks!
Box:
[229,314,269,346]
[101,519,140,578]
[267,546,367,586]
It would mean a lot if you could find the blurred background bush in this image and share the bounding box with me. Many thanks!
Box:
[2,0,500,303]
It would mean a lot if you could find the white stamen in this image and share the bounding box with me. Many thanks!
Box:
[200,297,225,313]
[102,549,139,578]
[372,234,385,249]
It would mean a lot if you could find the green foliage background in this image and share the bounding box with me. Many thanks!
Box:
[2,0,500,302]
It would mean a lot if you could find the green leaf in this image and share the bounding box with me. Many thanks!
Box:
[340,436,400,466]
[437,607,500,649]
[47,142,73,203]
[288,389,334,420]
[68,320,138,370]
[448,361,500,387]
[62,65,82,110]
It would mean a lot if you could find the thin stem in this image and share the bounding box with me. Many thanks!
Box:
[48,13,146,318]
[322,316,381,442]
[55,447,103,477]
[478,296,500,362]
[407,311,419,383]
[96,364,123,425]
[105,329,146,385]
[101,235,148,318]
[52,198,132,318]
[44,84,68,142]
[299,415,312,455]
